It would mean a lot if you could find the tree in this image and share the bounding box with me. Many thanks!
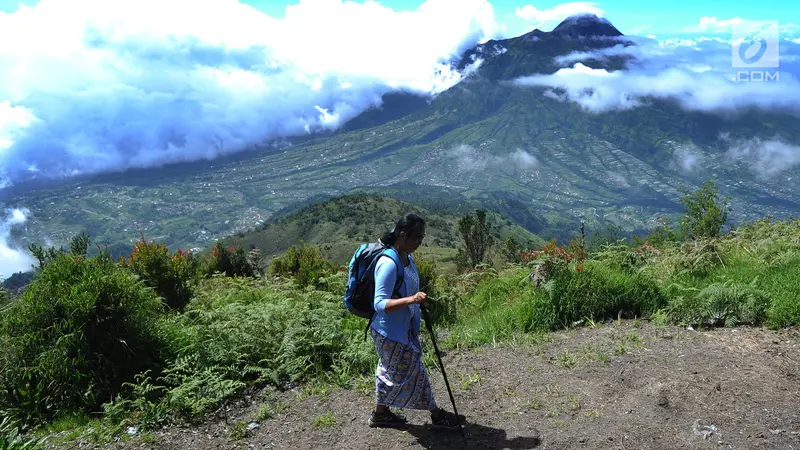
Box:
[678,178,730,239]
[29,232,91,268]
[457,209,494,269]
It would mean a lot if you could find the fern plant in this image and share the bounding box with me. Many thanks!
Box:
[665,279,769,327]
[0,416,46,450]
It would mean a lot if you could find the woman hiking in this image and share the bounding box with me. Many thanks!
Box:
[368,213,464,430]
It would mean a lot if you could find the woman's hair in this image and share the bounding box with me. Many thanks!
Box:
[381,213,426,247]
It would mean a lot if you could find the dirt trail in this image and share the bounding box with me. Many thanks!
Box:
[106,321,799,450]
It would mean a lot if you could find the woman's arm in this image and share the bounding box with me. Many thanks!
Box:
[373,257,426,314]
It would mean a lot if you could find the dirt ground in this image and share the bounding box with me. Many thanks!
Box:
[98,320,799,450]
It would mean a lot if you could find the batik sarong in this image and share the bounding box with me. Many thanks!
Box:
[371,328,437,410]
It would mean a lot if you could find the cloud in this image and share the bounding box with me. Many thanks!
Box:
[514,2,605,30]
[672,145,705,174]
[449,144,537,171]
[553,43,635,66]
[0,0,502,187]
[510,148,538,168]
[513,35,800,114]
[683,16,743,33]
[626,24,652,36]
[0,208,36,281]
[724,136,800,177]
[605,171,630,188]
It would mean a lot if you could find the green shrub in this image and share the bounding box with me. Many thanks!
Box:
[269,244,336,288]
[592,241,663,273]
[0,288,9,308]
[761,256,800,328]
[541,263,667,329]
[97,277,370,424]
[453,271,540,346]
[664,279,770,327]
[313,270,348,296]
[0,416,46,449]
[0,250,166,425]
[277,293,346,382]
[120,234,198,311]
[416,254,459,327]
[28,232,90,269]
[202,242,256,278]
[656,239,725,278]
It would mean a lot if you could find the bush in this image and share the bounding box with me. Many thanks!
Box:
[101,277,372,425]
[593,241,663,273]
[664,279,770,327]
[0,288,9,308]
[537,263,667,330]
[269,244,337,288]
[416,254,459,327]
[201,242,256,278]
[0,250,166,425]
[120,234,198,311]
[658,239,725,278]
[28,232,90,269]
[0,416,46,449]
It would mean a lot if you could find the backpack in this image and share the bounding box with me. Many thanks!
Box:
[344,241,405,340]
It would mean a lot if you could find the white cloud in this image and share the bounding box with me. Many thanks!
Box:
[683,16,743,33]
[626,24,651,36]
[510,148,538,168]
[725,137,800,177]
[0,101,37,151]
[553,43,634,66]
[449,144,538,171]
[514,2,605,28]
[0,0,502,187]
[672,145,705,174]
[606,171,630,188]
[513,36,800,114]
[0,208,36,281]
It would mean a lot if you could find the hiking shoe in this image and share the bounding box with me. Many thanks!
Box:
[431,410,465,430]
[369,410,409,429]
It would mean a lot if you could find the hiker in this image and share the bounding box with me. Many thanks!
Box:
[367,213,464,430]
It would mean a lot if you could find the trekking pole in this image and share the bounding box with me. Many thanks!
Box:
[420,303,468,449]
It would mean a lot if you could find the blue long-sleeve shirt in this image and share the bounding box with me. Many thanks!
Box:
[370,248,420,346]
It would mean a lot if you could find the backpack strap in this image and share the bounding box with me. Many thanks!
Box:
[348,243,367,286]
[363,247,406,342]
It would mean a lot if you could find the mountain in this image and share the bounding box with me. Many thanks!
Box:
[209,194,544,269]
[4,14,799,263]
[455,14,632,81]
[549,14,623,39]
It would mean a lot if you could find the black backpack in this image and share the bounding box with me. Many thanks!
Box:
[344,241,404,340]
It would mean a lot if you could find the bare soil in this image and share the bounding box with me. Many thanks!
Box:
[103,321,799,449]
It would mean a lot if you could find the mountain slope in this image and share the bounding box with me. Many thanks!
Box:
[5,14,799,261]
[212,194,544,267]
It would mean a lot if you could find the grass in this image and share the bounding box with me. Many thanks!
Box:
[312,413,336,428]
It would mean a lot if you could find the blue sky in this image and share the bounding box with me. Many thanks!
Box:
[1,0,797,38]
[236,0,798,37]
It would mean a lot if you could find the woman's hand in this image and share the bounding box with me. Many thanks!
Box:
[409,291,428,305]
[383,292,428,313]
